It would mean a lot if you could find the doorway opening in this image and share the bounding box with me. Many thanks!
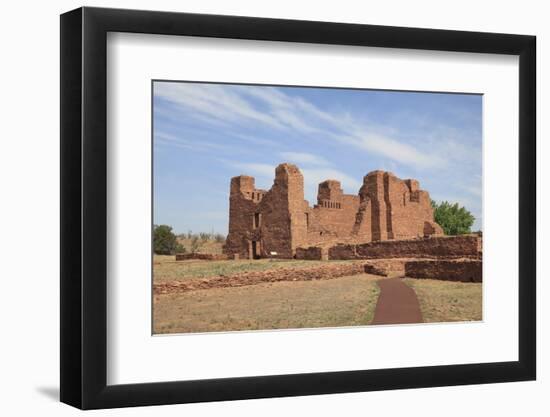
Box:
[252,241,261,259]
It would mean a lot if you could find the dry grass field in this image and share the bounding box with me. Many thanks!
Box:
[153,274,381,334]
[153,256,359,283]
[403,278,482,323]
[152,256,482,334]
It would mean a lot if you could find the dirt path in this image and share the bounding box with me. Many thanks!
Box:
[371,278,423,325]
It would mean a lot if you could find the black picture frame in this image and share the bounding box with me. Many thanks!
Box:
[60,6,536,410]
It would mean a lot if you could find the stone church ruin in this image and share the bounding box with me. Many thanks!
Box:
[223,163,445,260]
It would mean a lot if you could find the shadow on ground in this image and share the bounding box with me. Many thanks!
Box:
[35,386,59,401]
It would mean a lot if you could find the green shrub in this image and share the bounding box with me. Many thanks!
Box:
[431,200,475,235]
[153,224,180,255]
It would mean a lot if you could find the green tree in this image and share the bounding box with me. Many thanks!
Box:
[153,224,184,255]
[431,200,475,235]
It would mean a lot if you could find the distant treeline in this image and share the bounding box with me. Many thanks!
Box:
[177,231,226,244]
[154,225,227,255]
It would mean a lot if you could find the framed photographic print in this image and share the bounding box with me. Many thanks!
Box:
[60,6,536,409]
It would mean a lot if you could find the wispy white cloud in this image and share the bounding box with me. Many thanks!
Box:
[277,151,361,195]
[242,86,343,128]
[458,183,482,198]
[154,82,284,130]
[228,162,275,179]
[301,168,362,197]
[279,151,330,166]
[238,86,447,170]
[154,101,231,130]
[340,131,446,169]
[155,82,474,171]
[228,132,280,148]
[155,132,228,152]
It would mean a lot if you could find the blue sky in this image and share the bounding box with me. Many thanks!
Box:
[153,81,482,235]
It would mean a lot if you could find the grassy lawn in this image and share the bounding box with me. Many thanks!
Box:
[403,278,482,323]
[153,274,381,334]
[153,256,361,283]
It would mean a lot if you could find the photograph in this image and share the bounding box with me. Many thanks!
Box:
[52,3,538,412]
[152,81,483,334]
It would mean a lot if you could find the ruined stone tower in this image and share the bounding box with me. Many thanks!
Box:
[223,163,308,259]
[223,163,443,259]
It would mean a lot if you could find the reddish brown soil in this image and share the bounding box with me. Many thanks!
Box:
[371,278,423,325]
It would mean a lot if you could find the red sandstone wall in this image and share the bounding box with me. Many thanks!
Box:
[328,235,481,260]
[351,198,373,241]
[357,171,442,241]
[404,259,482,282]
[360,171,388,241]
[307,193,360,244]
[256,164,306,258]
[364,259,406,276]
[295,246,325,260]
[384,173,435,239]
[317,180,343,203]
[223,164,308,259]
[223,175,263,259]
[175,253,229,261]
[224,164,445,259]
[327,244,357,260]
[284,164,309,254]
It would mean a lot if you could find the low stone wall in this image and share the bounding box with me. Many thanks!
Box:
[328,235,481,260]
[154,262,367,294]
[295,246,327,260]
[404,259,482,282]
[175,253,229,261]
[364,259,406,277]
[327,244,357,260]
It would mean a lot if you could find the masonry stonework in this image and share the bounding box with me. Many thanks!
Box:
[404,260,482,283]
[223,163,443,259]
[327,235,481,260]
